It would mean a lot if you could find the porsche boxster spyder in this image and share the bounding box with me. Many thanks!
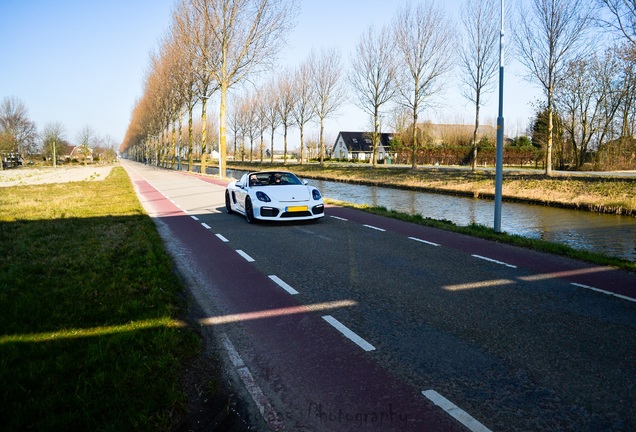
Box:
[225,171,325,223]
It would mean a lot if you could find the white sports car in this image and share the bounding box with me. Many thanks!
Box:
[225,171,325,223]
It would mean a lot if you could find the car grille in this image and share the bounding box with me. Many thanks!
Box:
[281,211,312,218]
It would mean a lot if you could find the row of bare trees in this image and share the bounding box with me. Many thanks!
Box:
[121,0,299,177]
[224,49,346,166]
[0,96,117,169]
[121,0,636,176]
[122,0,460,173]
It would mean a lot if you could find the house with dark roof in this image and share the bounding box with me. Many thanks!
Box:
[332,131,394,162]
[68,145,93,162]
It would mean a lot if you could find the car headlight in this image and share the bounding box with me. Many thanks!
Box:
[256,191,271,202]
[312,189,322,200]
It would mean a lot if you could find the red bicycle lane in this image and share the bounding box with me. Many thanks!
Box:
[127,171,470,431]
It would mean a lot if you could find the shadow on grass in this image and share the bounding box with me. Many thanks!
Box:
[0,215,199,431]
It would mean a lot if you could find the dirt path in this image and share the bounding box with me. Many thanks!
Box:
[0,165,116,187]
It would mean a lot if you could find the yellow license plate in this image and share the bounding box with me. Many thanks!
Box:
[286,206,308,212]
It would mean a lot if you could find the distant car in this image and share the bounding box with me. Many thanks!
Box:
[225,171,325,223]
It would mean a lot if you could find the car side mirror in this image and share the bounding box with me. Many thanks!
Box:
[303,180,308,185]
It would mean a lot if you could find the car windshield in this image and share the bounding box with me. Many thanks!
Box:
[249,172,302,186]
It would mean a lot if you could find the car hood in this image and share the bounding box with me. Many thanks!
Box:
[260,185,311,202]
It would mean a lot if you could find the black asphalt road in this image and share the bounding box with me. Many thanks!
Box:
[123,161,636,432]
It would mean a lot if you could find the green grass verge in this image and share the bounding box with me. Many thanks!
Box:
[325,198,636,273]
[0,167,200,431]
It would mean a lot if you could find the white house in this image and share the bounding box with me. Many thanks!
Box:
[332,131,394,162]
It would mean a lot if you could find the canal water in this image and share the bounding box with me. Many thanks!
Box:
[220,168,636,261]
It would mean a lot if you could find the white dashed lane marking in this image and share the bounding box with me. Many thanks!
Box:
[322,315,375,352]
[409,236,441,247]
[571,283,636,302]
[269,275,299,295]
[236,250,255,262]
[472,254,517,268]
[423,390,492,432]
[363,224,386,232]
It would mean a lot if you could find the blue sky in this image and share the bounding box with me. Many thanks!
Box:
[0,0,539,148]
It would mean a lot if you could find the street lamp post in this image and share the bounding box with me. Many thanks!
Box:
[494,0,505,233]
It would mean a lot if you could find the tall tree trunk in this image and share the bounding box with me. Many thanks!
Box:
[259,130,264,162]
[372,107,379,168]
[283,126,288,165]
[188,106,194,172]
[201,97,207,175]
[411,108,418,169]
[472,100,480,171]
[219,82,228,179]
[299,124,305,165]
[546,81,554,176]
[319,118,325,166]
[270,130,275,163]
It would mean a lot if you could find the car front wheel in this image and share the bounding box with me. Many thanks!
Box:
[225,190,234,214]
[245,198,255,224]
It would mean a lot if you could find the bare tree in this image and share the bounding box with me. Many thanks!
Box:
[291,60,315,164]
[349,24,397,167]
[171,3,201,171]
[183,0,222,173]
[614,44,636,137]
[242,93,259,162]
[597,0,636,45]
[263,80,281,163]
[228,94,245,161]
[183,0,298,178]
[555,52,623,168]
[254,92,268,162]
[309,48,346,165]
[0,96,37,168]
[41,122,66,167]
[459,0,500,171]
[76,126,95,166]
[275,71,297,165]
[514,0,593,175]
[100,134,119,163]
[393,1,454,169]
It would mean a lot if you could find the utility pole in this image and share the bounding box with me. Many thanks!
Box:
[494,0,505,233]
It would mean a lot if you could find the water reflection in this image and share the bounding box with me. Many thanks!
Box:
[221,168,636,261]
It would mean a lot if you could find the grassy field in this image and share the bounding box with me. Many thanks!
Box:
[0,167,203,431]
[228,162,636,216]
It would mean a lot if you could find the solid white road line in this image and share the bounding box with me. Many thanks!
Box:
[236,249,255,262]
[472,254,517,268]
[268,275,299,295]
[409,236,441,247]
[422,390,492,432]
[322,315,375,351]
[363,224,386,232]
[215,233,229,243]
[571,282,636,303]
